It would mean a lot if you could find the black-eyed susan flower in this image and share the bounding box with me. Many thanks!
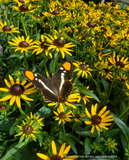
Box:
[44,34,75,59]
[13,0,30,5]
[37,140,78,160]
[0,21,20,34]
[15,113,43,142]
[94,60,106,70]
[85,103,114,133]
[42,1,66,18]
[48,93,80,109]
[71,112,86,123]
[108,52,129,70]
[77,87,93,104]
[125,83,129,96]
[116,73,128,84]
[8,35,35,53]
[0,75,36,108]
[99,59,113,80]
[53,105,73,124]
[32,35,52,58]
[12,4,37,14]
[25,112,44,127]
[0,101,10,115]
[73,61,93,78]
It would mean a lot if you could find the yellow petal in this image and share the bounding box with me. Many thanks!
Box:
[10,96,16,106]
[16,96,21,108]
[85,108,91,118]
[52,140,57,155]
[62,145,71,158]
[59,143,66,157]
[0,94,12,101]
[21,95,34,101]
[0,88,9,92]
[4,79,11,88]
[9,75,15,85]
[37,153,50,160]
[91,125,95,133]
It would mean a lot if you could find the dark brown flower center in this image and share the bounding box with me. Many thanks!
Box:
[80,93,85,97]
[2,26,12,31]
[52,10,60,15]
[75,114,80,119]
[97,64,103,68]
[79,64,87,70]
[111,3,116,7]
[50,155,63,160]
[91,115,101,125]
[23,124,33,134]
[107,36,113,40]
[116,61,125,68]
[9,84,24,96]
[59,112,65,119]
[19,5,29,12]
[53,39,65,47]
[101,27,107,32]
[101,13,106,16]
[35,15,40,20]
[0,105,6,110]
[40,42,47,49]
[87,22,95,28]
[19,41,29,48]
[104,68,109,73]
[19,0,24,3]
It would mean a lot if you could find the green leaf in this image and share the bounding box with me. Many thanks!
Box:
[120,133,128,150]
[0,118,16,131]
[77,85,100,102]
[113,116,129,139]
[66,137,77,154]
[1,142,26,160]
[101,77,109,93]
[84,137,91,155]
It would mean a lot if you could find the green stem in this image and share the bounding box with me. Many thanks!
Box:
[107,75,115,100]
[73,74,81,84]
[119,101,129,119]
[21,15,28,37]
[0,59,9,70]
[19,107,25,115]
[24,52,29,70]
[62,122,66,136]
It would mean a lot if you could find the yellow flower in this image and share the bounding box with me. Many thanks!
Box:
[44,34,75,59]
[12,4,37,14]
[53,105,73,124]
[108,52,129,70]
[77,86,93,104]
[48,93,80,109]
[85,103,114,133]
[37,140,78,160]
[13,0,30,5]
[8,35,35,53]
[32,35,52,58]
[0,21,20,34]
[73,61,93,78]
[94,60,106,70]
[16,114,43,141]
[71,112,86,123]
[25,112,44,127]
[0,75,36,108]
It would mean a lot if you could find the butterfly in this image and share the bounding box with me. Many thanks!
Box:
[22,61,73,102]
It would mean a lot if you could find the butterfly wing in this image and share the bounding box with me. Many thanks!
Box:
[22,71,48,90]
[52,61,73,100]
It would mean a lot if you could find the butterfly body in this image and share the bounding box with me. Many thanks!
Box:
[22,61,73,102]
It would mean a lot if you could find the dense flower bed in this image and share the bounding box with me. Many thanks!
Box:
[0,0,129,160]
